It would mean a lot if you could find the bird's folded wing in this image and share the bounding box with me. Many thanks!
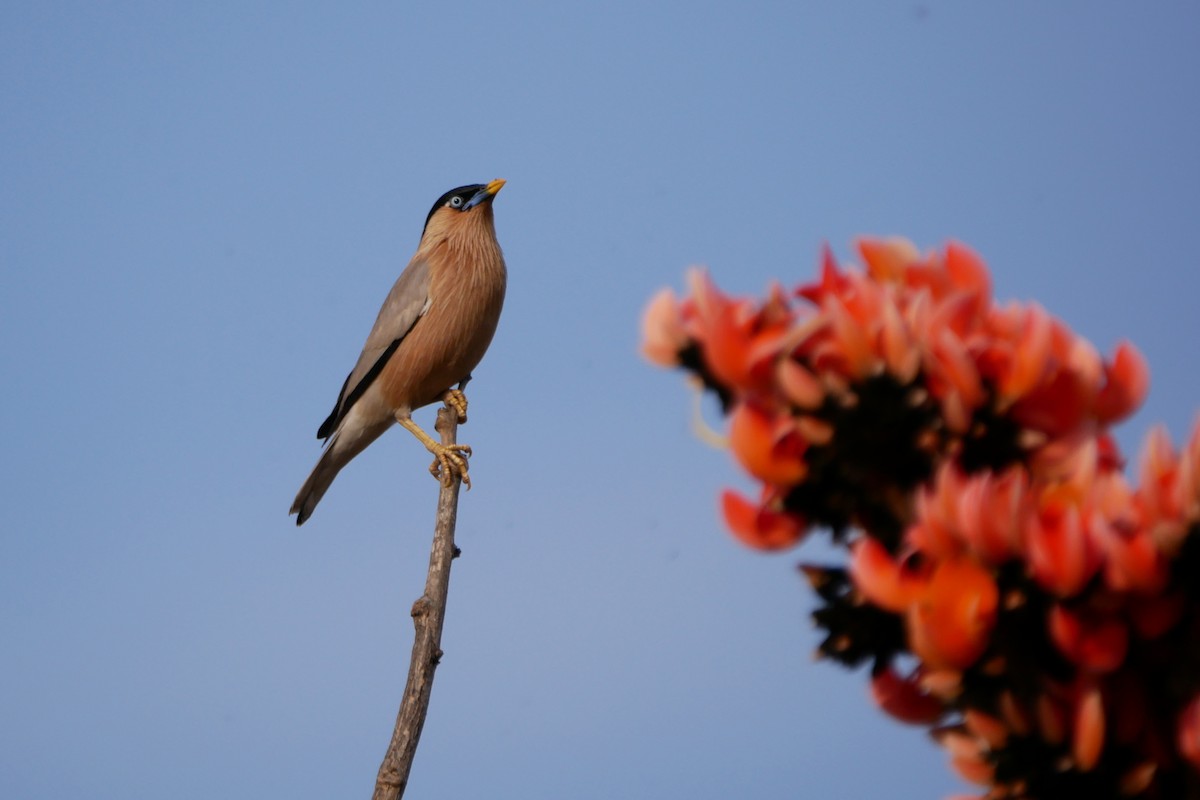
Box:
[317,257,432,440]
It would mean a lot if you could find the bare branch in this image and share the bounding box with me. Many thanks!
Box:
[372,407,463,800]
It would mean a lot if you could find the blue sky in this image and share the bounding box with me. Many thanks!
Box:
[3,3,1198,798]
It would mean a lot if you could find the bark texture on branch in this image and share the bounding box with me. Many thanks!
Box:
[372,407,463,800]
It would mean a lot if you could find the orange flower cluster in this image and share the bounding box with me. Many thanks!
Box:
[643,239,1200,799]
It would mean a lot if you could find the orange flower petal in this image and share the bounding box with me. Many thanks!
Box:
[1138,425,1182,523]
[880,294,921,383]
[936,729,994,785]
[1028,503,1098,597]
[825,294,877,378]
[1095,341,1149,424]
[1177,695,1200,772]
[907,556,998,670]
[943,241,992,303]
[1038,693,1067,745]
[848,536,921,613]
[919,669,964,700]
[974,468,1029,565]
[909,465,968,559]
[1175,418,1200,521]
[1047,604,1128,673]
[930,329,985,412]
[949,755,994,786]
[1119,762,1157,796]
[998,690,1033,737]
[1128,592,1186,640]
[871,665,945,724]
[1098,522,1167,594]
[720,489,805,551]
[794,415,834,446]
[728,401,808,486]
[858,237,919,283]
[996,303,1053,406]
[1012,370,1090,439]
[776,358,825,409]
[687,270,794,395]
[797,244,848,303]
[1073,681,1105,772]
[700,302,757,390]
[964,709,1009,750]
[929,291,982,339]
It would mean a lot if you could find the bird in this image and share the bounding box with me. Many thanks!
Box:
[290,179,508,525]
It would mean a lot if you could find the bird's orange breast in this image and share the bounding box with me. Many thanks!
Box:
[377,219,507,412]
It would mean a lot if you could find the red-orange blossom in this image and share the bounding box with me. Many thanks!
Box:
[643,239,1200,799]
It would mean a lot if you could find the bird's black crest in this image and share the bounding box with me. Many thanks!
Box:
[423,184,485,233]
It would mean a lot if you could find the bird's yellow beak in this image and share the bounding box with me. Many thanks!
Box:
[462,179,507,210]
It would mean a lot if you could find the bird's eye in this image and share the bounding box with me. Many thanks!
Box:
[449,196,464,208]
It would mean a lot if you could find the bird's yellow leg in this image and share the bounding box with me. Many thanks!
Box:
[397,415,473,489]
[442,388,468,423]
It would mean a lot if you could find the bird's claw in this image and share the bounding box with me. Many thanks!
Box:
[427,442,473,489]
[443,389,468,423]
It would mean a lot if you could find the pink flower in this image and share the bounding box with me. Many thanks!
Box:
[640,288,690,367]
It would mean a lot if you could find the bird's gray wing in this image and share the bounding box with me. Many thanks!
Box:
[317,256,432,440]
